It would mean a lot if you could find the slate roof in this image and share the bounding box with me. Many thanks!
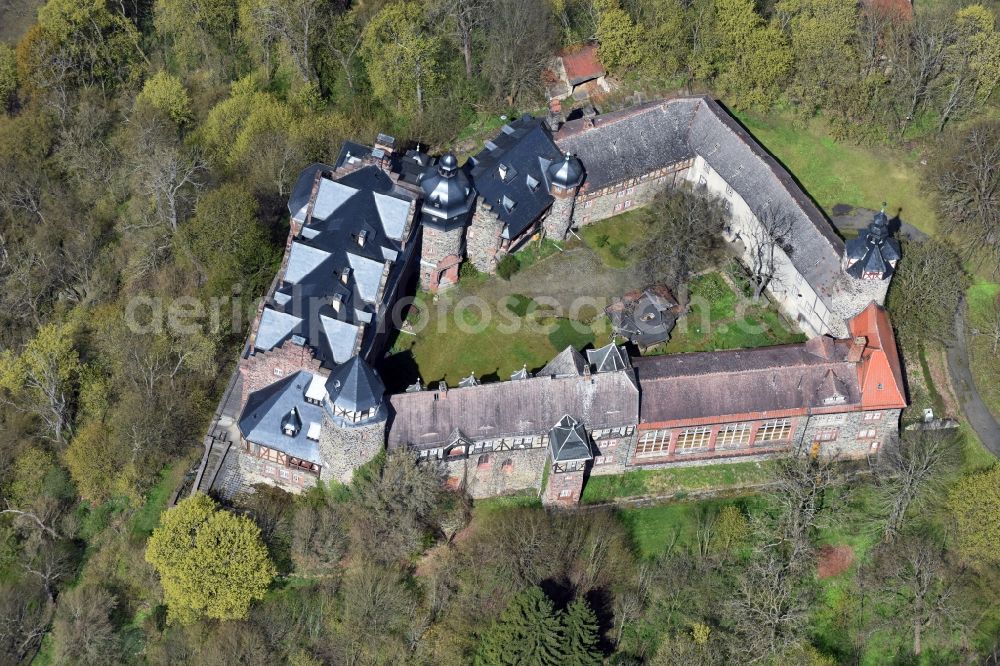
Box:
[555,98,700,191]
[606,286,682,348]
[540,346,588,377]
[468,116,564,239]
[238,370,324,464]
[555,96,850,313]
[633,336,864,423]
[387,370,639,450]
[587,343,629,373]
[325,356,385,413]
[549,414,593,462]
[257,164,417,367]
[845,211,901,279]
[420,153,476,228]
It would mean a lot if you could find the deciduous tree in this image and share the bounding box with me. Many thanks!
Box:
[946,464,1000,568]
[145,493,275,624]
[361,3,441,115]
[886,239,966,343]
[875,431,957,543]
[51,585,121,666]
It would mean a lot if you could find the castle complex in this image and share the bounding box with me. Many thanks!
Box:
[234,96,906,504]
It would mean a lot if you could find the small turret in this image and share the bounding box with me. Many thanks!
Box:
[844,203,901,281]
[323,356,386,427]
[543,152,585,240]
[419,153,477,292]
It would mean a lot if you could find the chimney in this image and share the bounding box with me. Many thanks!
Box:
[438,381,448,395]
[374,133,396,156]
[547,99,563,132]
[847,336,867,363]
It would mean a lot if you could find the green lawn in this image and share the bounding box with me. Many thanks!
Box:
[581,459,780,504]
[738,111,938,236]
[966,279,1000,422]
[648,271,806,355]
[578,208,651,268]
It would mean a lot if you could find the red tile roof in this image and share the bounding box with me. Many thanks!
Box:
[561,44,605,86]
[848,302,907,410]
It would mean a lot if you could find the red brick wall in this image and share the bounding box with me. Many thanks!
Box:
[240,341,325,407]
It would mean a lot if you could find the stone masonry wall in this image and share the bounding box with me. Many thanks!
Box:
[571,162,692,227]
[420,224,465,291]
[543,467,586,506]
[543,191,576,240]
[239,341,325,407]
[318,414,386,485]
[467,201,504,273]
[237,448,319,494]
[589,432,638,476]
[800,408,901,459]
[440,448,547,499]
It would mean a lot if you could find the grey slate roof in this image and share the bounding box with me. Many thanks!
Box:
[845,211,901,279]
[549,414,593,462]
[257,164,417,367]
[555,98,700,191]
[468,116,564,239]
[547,153,584,189]
[540,346,588,377]
[587,343,628,373]
[556,96,852,313]
[238,370,324,464]
[420,153,476,228]
[387,370,639,450]
[633,336,863,423]
[326,356,385,413]
[606,286,681,348]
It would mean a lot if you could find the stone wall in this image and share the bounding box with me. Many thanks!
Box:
[589,432,638,476]
[467,201,504,273]
[543,467,586,506]
[800,408,901,459]
[239,341,325,406]
[318,414,386,485]
[237,447,319,493]
[440,448,547,499]
[420,223,465,291]
[571,161,692,227]
[543,191,576,240]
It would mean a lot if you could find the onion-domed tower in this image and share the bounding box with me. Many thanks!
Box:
[419,153,476,291]
[543,152,584,240]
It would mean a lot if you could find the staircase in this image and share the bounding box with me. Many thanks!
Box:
[194,429,232,496]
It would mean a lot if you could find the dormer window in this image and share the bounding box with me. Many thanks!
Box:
[498,164,508,180]
[339,267,351,285]
[355,229,368,247]
[526,174,539,191]
[330,293,343,314]
[502,195,516,213]
[282,407,301,437]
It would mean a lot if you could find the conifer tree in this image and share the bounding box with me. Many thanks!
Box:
[475,586,565,666]
[562,597,602,666]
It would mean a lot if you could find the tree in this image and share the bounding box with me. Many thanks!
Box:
[0,579,50,663]
[474,586,565,666]
[886,239,966,343]
[0,44,16,112]
[595,0,643,73]
[712,0,793,110]
[875,431,957,543]
[562,597,601,665]
[935,5,1000,133]
[713,504,750,553]
[973,291,1000,354]
[480,0,556,106]
[946,464,1000,568]
[290,502,349,574]
[136,71,192,125]
[51,585,120,666]
[145,493,275,624]
[775,0,859,112]
[744,205,795,301]
[932,119,1000,275]
[155,0,240,71]
[427,0,488,78]
[866,532,963,657]
[239,0,335,84]
[640,188,725,289]
[361,3,441,115]
[0,322,80,443]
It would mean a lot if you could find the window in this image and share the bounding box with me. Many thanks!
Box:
[477,454,490,468]
[626,187,635,195]
[559,488,573,498]
[279,468,289,479]
[863,412,882,421]
[617,190,626,198]
[699,175,707,186]
[755,419,792,443]
[725,184,733,196]
[675,427,711,453]
[624,200,632,208]
[595,455,613,465]
[716,423,751,448]
[815,429,839,442]
[857,429,877,440]
[501,458,513,472]
[636,429,670,457]
[273,367,283,377]
[614,203,623,212]
[584,200,593,209]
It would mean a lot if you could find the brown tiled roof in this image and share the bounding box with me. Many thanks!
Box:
[387,370,639,450]
[633,338,863,423]
[849,302,907,409]
[561,43,605,86]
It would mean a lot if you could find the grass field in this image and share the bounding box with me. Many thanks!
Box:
[966,279,1000,422]
[738,111,938,236]
[581,459,780,504]
[578,208,650,268]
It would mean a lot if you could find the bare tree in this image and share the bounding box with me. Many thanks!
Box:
[933,120,1000,275]
[640,188,726,289]
[891,9,954,136]
[427,0,488,78]
[767,450,839,565]
[866,532,965,658]
[974,292,1000,354]
[744,205,795,301]
[0,580,51,663]
[52,585,121,666]
[875,431,957,543]
[479,0,556,105]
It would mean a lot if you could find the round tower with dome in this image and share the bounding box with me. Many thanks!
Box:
[318,356,388,484]
[543,152,585,240]
[418,153,476,291]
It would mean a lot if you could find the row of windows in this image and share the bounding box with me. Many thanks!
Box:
[635,419,794,457]
[334,405,375,423]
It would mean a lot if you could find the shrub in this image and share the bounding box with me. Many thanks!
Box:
[496,254,520,280]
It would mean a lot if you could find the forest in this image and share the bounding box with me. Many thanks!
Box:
[0,0,998,661]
